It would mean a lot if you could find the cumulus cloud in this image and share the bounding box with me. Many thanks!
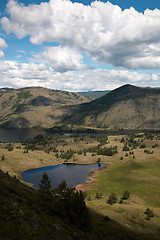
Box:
[33,46,85,72]
[0,38,7,59]
[1,0,160,70]
[0,61,159,91]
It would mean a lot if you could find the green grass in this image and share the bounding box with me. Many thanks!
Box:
[89,160,160,207]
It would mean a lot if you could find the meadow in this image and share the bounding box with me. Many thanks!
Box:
[0,131,160,237]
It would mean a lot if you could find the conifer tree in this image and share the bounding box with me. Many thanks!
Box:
[39,172,51,192]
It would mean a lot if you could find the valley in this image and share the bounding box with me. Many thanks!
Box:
[1,84,160,239]
[0,129,160,238]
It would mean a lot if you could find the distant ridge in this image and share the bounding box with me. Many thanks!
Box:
[77,90,110,99]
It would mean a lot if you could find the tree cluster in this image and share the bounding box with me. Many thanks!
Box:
[107,191,130,205]
[39,172,91,229]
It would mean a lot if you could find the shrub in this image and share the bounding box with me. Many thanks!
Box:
[119,198,123,204]
[123,143,130,151]
[108,192,118,205]
[144,208,154,221]
[87,195,91,201]
[95,192,102,199]
[122,190,130,200]
[5,143,13,151]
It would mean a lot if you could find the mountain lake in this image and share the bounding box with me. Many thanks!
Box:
[22,163,106,189]
[0,128,44,142]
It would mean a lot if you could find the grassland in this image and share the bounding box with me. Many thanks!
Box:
[0,131,160,237]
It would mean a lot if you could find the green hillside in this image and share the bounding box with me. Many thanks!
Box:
[65,84,160,129]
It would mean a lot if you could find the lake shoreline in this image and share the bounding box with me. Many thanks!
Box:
[21,162,107,190]
[75,164,108,191]
[21,162,106,174]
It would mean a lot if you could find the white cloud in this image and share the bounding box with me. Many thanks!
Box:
[16,50,26,54]
[33,46,85,72]
[1,0,160,70]
[0,60,159,91]
[0,38,7,59]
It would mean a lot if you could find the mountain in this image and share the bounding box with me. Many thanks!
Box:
[1,84,160,130]
[77,90,110,99]
[65,84,160,129]
[0,87,90,128]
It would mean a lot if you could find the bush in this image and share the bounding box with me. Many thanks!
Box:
[108,192,118,205]
[5,143,13,151]
[95,192,102,199]
[140,144,146,149]
[119,198,123,204]
[144,208,154,221]
[122,190,130,200]
[87,195,91,201]
[123,143,130,151]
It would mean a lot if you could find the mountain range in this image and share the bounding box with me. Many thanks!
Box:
[1,84,160,129]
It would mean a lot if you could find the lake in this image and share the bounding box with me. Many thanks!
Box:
[0,128,44,142]
[22,163,106,189]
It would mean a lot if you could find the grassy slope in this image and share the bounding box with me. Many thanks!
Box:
[0,168,151,240]
[0,87,90,128]
[66,84,160,129]
[83,135,160,237]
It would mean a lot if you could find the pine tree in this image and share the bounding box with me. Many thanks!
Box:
[122,190,130,200]
[39,172,51,192]
[107,192,118,205]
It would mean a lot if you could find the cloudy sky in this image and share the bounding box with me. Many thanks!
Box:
[0,0,160,91]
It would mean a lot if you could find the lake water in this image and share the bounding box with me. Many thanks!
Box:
[0,128,44,142]
[22,163,106,189]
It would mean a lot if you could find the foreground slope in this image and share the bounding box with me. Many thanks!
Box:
[66,84,160,129]
[0,87,90,128]
[0,169,153,240]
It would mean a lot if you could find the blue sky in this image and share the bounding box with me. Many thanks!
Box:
[0,0,160,91]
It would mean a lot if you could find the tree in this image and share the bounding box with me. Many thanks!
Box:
[87,195,91,201]
[144,208,154,220]
[95,192,102,199]
[122,190,130,200]
[107,192,118,205]
[56,180,67,192]
[39,172,52,192]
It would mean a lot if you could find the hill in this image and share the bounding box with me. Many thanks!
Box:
[0,169,152,240]
[0,87,90,128]
[65,84,160,129]
[77,90,110,99]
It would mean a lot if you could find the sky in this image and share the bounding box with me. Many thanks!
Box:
[0,0,160,91]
